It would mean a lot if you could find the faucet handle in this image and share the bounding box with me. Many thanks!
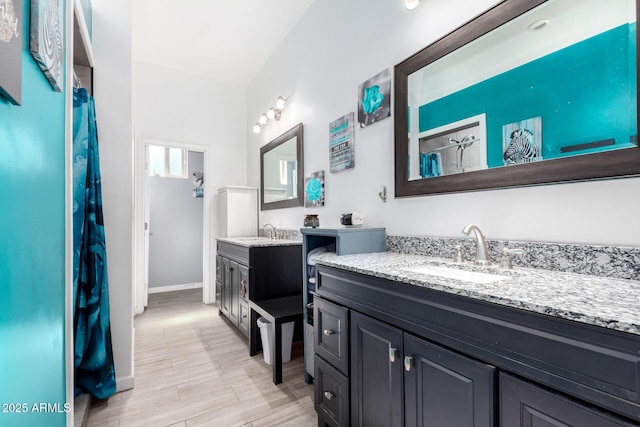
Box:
[452,244,465,263]
[500,247,523,269]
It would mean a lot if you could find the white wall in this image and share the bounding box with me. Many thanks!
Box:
[134,61,247,188]
[149,151,204,288]
[92,0,134,390]
[249,0,640,247]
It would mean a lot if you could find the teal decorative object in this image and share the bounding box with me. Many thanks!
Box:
[304,170,325,207]
[358,68,391,127]
[362,85,384,114]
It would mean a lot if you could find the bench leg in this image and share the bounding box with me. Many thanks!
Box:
[273,318,283,385]
[249,308,259,356]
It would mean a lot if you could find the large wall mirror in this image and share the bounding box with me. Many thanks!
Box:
[395,0,640,196]
[260,123,304,210]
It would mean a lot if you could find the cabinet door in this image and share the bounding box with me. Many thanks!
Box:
[351,312,403,427]
[404,334,496,427]
[238,264,249,300]
[238,299,249,338]
[500,373,637,427]
[220,257,231,317]
[228,260,240,326]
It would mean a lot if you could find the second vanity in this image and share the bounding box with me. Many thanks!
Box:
[216,237,302,337]
[312,251,640,426]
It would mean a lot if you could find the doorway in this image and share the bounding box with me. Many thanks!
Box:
[133,137,213,315]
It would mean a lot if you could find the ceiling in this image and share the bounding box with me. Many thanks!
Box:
[132,0,315,86]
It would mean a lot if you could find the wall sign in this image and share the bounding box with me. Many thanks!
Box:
[329,112,355,172]
[0,0,22,105]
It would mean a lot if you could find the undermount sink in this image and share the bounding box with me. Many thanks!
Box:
[401,265,508,284]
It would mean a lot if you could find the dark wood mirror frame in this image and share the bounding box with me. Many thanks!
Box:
[260,123,304,210]
[394,0,640,197]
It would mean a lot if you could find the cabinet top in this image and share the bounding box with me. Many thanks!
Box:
[217,237,301,248]
[314,251,640,336]
[300,227,386,236]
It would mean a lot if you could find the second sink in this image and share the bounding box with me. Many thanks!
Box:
[402,265,508,284]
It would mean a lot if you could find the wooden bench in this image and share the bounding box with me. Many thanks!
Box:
[249,295,303,385]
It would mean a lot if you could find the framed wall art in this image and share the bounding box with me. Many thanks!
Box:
[0,0,23,105]
[329,112,355,172]
[30,0,63,92]
[358,68,391,128]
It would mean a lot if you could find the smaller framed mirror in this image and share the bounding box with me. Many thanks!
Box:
[260,123,304,210]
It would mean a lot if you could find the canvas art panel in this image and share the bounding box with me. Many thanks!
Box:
[358,68,391,128]
[0,0,22,105]
[304,170,325,208]
[30,0,63,92]
[329,112,355,172]
[192,172,204,198]
[502,116,543,165]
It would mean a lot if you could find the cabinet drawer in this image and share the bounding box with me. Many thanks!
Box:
[238,299,250,338]
[315,354,349,427]
[500,373,637,427]
[315,297,349,375]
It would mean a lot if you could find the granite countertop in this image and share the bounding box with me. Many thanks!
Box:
[313,252,640,336]
[217,237,302,248]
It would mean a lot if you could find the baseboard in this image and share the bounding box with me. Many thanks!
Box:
[116,375,134,392]
[148,282,203,294]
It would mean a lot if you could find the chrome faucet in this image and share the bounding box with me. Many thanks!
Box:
[263,223,278,240]
[462,224,490,266]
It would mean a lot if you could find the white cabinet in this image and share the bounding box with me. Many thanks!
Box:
[217,186,258,237]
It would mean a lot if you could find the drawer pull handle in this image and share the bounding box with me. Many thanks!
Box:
[241,279,247,286]
[323,329,335,336]
[389,347,398,363]
[404,356,412,372]
[324,391,334,400]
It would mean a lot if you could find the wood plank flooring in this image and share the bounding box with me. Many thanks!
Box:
[87,289,316,427]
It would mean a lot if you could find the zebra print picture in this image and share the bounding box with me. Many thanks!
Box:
[29,0,63,92]
[502,117,543,166]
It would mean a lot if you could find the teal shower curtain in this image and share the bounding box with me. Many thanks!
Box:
[72,87,116,399]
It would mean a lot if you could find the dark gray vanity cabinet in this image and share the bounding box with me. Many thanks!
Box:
[216,240,302,339]
[314,265,640,427]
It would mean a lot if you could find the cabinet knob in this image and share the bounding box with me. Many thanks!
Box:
[323,329,335,336]
[389,347,398,363]
[404,356,413,372]
[324,391,334,400]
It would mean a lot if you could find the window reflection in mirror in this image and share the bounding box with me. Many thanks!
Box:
[406,0,637,182]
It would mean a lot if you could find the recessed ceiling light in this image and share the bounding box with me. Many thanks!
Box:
[528,19,549,31]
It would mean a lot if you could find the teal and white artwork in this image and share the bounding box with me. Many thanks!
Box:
[358,68,391,128]
[304,170,324,208]
[502,117,543,166]
[329,112,355,172]
[0,0,22,105]
[30,0,63,92]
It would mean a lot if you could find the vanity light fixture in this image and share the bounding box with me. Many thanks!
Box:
[405,0,420,11]
[252,96,289,134]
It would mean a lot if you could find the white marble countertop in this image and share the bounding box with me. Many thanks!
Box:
[217,237,302,248]
[313,252,640,336]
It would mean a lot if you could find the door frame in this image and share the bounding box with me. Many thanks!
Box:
[133,137,214,315]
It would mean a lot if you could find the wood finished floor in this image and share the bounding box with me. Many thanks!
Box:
[87,289,315,427]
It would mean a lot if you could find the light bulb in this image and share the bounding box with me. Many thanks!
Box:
[405,0,419,10]
[267,108,276,120]
[253,124,262,134]
[275,96,287,110]
[259,114,268,125]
